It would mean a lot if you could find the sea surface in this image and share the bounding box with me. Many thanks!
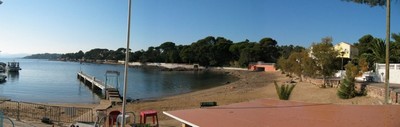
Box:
[0,58,235,104]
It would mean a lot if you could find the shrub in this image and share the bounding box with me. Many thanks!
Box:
[274,81,296,100]
[337,63,358,99]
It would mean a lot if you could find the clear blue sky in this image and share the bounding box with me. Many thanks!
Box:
[0,0,399,56]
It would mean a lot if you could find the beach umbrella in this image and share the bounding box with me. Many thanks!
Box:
[121,0,132,126]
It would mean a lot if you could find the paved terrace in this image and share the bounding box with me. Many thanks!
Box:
[164,98,400,127]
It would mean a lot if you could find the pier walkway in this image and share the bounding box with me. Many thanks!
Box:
[77,71,122,104]
[77,72,114,90]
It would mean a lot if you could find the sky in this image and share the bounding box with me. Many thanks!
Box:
[0,0,399,57]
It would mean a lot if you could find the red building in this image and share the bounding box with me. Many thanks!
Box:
[248,62,276,72]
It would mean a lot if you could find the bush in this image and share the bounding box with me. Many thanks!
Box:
[274,81,296,100]
[337,63,358,99]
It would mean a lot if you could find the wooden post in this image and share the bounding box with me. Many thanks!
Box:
[17,102,20,121]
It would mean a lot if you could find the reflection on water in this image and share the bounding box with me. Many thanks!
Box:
[7,72,19,82]
[0,58,236,103]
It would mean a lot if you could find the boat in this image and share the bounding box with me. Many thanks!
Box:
[6,62,21,72]
[0,74,6,82]
[0,62,5,72]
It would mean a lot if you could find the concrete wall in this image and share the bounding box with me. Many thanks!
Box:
[375,63,400,84]
[209,67,248,71]
[117,61,205,69]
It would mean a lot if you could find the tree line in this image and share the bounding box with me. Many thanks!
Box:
[59,36,304,67]
[277,33,400,83]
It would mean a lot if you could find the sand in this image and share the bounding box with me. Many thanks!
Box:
[103,70,383,126]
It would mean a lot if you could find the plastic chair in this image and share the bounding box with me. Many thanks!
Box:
[108,110,121,126]
[116,112,136,126]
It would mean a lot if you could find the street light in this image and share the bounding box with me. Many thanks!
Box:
[0,0,3,5]
[340,49,346,79]
[340,51,345,70]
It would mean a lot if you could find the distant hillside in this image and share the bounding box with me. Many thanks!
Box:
[23,53,61,59]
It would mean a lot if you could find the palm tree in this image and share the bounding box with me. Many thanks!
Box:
[342,0,391,104]
[369,39,386,63]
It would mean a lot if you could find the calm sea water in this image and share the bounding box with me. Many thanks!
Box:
[0,58,235,104]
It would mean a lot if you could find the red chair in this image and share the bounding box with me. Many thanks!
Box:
[140,110,158,126]
[108,110,121,126]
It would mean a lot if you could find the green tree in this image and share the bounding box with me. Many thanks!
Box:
[354,34,375,55]
[229,40,251,67]
[131,50,144,62]
[229,40,250,61]
[311,37,339,86]
[278,45,305,59]
[287,51,310,81]
[392,33,400,43]
[302,50,318,78]
[390,33,400,62]
[369,38,386,63]
[238,43,261,67]
[210,37,233,66]
[276,50,313,81]
[144,47,162,62]
[259,37,279,63]
[180,46,194,63]
[159,42,180,63]
[276,57,288,74]
[76,50,85,60]
[337,63,359,99]
[190,36,215,66]
[84,48,110,60]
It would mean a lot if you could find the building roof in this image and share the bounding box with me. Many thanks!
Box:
[164,99,400,127]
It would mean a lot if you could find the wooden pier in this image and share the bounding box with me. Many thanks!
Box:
[77,71,122,104]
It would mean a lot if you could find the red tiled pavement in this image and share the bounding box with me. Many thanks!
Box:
[164,99,400,127]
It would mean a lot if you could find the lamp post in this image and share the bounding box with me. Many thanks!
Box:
[340,50,346,79]
[340,51,345,70]
[121,0,132,126]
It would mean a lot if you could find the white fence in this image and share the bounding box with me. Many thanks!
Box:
[118,61,204,69]
[117,61,249,71]
[375,63,400,84]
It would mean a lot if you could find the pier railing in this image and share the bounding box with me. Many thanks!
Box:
[0,101,93,124]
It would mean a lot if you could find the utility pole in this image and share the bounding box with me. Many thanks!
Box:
[384,0,391,104]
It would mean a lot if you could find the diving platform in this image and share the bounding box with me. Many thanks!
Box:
[77,71,122,104]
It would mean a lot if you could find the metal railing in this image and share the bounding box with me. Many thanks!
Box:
[0,101,93,123]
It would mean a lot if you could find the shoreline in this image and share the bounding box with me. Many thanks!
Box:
[0,68,241,108]
[0,69,384,126]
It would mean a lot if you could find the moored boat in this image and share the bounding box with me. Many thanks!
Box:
[0,74,6,82]
[6,62,21,72]
[0,62,5,72]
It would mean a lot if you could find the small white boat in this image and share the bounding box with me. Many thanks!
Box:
[6,62,21,72]
[0,74,6,82]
